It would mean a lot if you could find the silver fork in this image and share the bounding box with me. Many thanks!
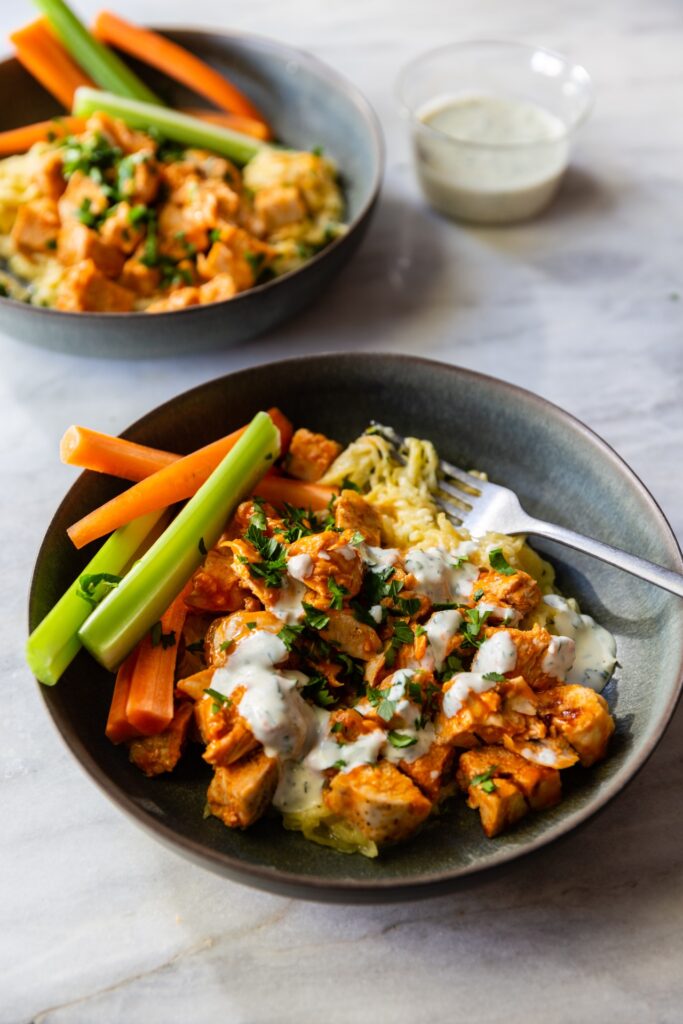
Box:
[369,423,683,599]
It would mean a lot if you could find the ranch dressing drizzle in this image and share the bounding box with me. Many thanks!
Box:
[424,609,463,671]
[210,631,316,758]
[473,630,518,675]
[543,594,617,691]
[404,546,478,604]
[442,672,498,718]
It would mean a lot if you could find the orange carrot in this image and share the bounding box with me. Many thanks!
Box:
[254,476,336,511]
[92,11,270,131]
[11,19,94,109]
[181,108,271,142]
[0,116,86,155]
[61,425,178,482]
[125,585,190,736]
[105,646,142,743]
[65,408,293,549]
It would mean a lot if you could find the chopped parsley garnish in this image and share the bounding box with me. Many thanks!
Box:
[395,596,420,617]
[198,537,208,556]
[471,767,498,793]
[243,517,288,588]
[367,685,397,722]
[185,640,205,654]
[388,731,418,749]
[45,237,57,251]
[311,144,325,157]
[204,687,232,715]
[209,228,222,243]
[280,503,318,542]
[437,653,464,681]
[483,671,506,682]
[128,203,150,225]
[248,498,268,532]
[150,622,176,648]
[76,197,100,228]
[303,673,336,707]
[459,607,491,649]
[473,588,484,601]
[432,602,459,611]
[489,547,516,576]
[328,578,348,610]
[350,531,365,547]
[277,623,305,651]
[414,624,426,638]
[384,619,415,668]
[140,211,159,267]
[303,603,330,630]
[332,759,347,770]
[246,621,257,630]
[350,600,380,628]
[76,572,122,608]
[340,475,361,492]
[330,722,343,734]
[244,250,266,278]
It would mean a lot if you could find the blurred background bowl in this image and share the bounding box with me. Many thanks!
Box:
[0,28,383,357]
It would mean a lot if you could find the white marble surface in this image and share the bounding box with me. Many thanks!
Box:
[2,0,682,1020]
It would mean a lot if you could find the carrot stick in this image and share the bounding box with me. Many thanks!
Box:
[92,10,270,131]
[125,585,190,736]
[61,425,178,482]
[65,409,293,549]
[11,18,94,108]
[180,108,271,142]
[253,476,335,511]
[105,645,142,743]
[0,116,86,155]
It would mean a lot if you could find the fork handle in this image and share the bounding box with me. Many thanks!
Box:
[520,517,683,598]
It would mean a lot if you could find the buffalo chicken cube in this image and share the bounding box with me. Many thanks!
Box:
[55,260,135,312]
[334,490,383,546]
[119,154,161,206]
[10,198,60,253]
[457,745,561,837]
[324,762,432,845]
[57,221,126,278]
[198,273,238,305]
[204,610,283,668]
[485,622,569,691]
[187,546,252,614]
[286,428,342,482]
[538,684,615,766]
[320,609,381,661]
[128,702,193,777]
[254,185,307,233]
[474,567,541,620]
[195,691,259,768]
[286,529,363,600]
[98,202,145,254]
[37,150,66,200]
[146,287,200,313]
[57,170,108,223]
[207,749,279,828]
[118,253,161,296]
[397,742,456,802]
[85,112,155,156]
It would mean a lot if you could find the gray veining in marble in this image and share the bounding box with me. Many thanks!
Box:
[1,0,682,1021]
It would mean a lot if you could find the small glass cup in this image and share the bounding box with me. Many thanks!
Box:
[397,40,594,225]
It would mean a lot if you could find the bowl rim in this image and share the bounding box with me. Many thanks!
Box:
[0,26,384,322]
[396,38,595,148]
[29,352,683,901]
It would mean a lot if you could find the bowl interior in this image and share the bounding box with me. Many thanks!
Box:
[30,355,683,900]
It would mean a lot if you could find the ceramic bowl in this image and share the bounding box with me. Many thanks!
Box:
[28,354,683,901]
[0,30,383,357]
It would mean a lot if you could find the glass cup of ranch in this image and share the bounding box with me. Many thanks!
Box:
[397,40,594,225]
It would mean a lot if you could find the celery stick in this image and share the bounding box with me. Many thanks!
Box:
[26,509,166,685]
[33,0,161,103]
[79,411,280,671]
[73,87,266,165]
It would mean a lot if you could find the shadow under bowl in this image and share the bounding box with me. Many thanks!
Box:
[0,28,383,357]
[29,354,683,901]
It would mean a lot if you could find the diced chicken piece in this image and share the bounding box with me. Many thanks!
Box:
[37,150,66,200]
[502,734,579,770]
[254,185,307,233]
[226,535,282,607]
[98,202,144,254]
[158,177,240,258]
[474,567,541,620]
[176,667,215,702]
[10,199,59,254]
[145,286,200,313]
[196,689,260,768]
[57,222,126,278]
[196,241,235,278]
[538,684,615,767]
[324,761,432,844]
[232,499,283,536]
[57,170,108,223]
[205,609,284,668]
[436,674,541,749]
[119,154,161,206]
[207,749,279,828]
[85,112,155,156]
[333,489,382,546]
[486,623,567,691]
[287,529,363,600]
[320,609,381,661]
[118,253,161,296]
[196,225,274,290]
[162,150,240,191]
[328,707,385,742]
[55,260,135,312]
[397,742,456,802]
[457,745,561,837]
[187,546,252,614]
[128,702,193,777]
[286,428,343,482]
[198,272,238,305]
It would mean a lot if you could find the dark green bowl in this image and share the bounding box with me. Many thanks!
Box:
[0,30,383,357]
[28,354,683,901]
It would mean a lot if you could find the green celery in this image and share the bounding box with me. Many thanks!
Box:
[33,0,161,103]
[79,411,280,671]
[73,88,266,165]
[26,509,166,685]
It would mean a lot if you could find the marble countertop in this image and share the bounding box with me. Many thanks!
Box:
[2,0,682,1020]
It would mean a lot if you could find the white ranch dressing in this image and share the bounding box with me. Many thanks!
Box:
[442,672,498,718]
[361,544,400,571]
[478,601,520,626]
[404,546,478,604]
[424,608,462,671]
[543,594,617,691]
[414,92,570,224]
[287,553,313,582]
[270,577,308,624]
[473,630,517,675]
[541,634,576,681]
[210,631,316,758]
